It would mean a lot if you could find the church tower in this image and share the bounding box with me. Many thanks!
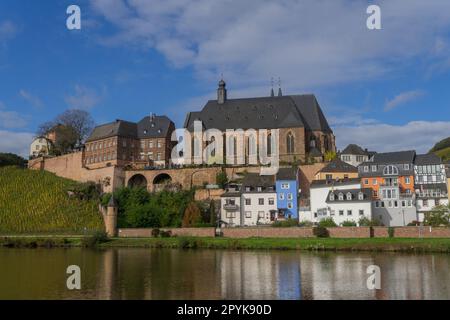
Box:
[217,79,227,104]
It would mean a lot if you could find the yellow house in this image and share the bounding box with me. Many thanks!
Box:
[315,158,359,181]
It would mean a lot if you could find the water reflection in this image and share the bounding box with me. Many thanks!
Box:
[0,248,449,300]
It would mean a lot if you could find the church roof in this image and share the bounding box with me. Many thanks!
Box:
[184,94,332,133]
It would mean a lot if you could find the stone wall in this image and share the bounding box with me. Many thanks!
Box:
[326,227,371,238]
[118,228,216,238]
[221,227,314,238]
[194,188,224,201]
[372,227,389,238]
[393,226,450,238]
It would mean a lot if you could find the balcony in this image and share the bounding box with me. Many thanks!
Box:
[223,204,239,211]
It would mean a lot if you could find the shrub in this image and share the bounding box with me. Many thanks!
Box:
[216,171,228,189]
[313,226,329,238]
[388,227,395,238]
[81,231,108,247]
[178,237,198,249]
[299,220,313,227]
[358,217,383,227]
[424,205,449,226]
[160,230,172,238]
[272,219,299,227]
[151,228,160,238]
[341,220,357,227]
[318,217,337,228]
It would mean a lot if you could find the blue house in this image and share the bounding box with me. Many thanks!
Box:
[275,168,299,220]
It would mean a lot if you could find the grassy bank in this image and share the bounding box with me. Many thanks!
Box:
[1,236,450,253]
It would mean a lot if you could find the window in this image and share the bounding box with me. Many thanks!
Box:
[405,177,411,184]
[404,164,410,170]
[373,179,377,185]
[383,165,399,176]
[258,211,264,218]
[157,140,162,148]
[245,187,251,192]
[286,132,295,154]
[356,155,364,163]
[371,165,377,172]
[267,133,272,156]
[339,210,344,216]
[342,155,351,162]
[375,201,380,208]
[364,166,369,172]
[122,140,127,147]
[359,210,364,216]
[358,192,364,200]
[268,198,274,205]
[149,141,153,148]
[257,187,262,192]
[281,183,289,189]
[226,212,235,219]
[245,211,251,218]
[329,193,335,201]
[245,198,251,205]
[394,201,399,208]
[364,179,369,185]
[287,202,293,209]
[157,153,162,161]
[381,201,385,208]
[326,174,333,180]
[347,210,352,216]
[401,201,406,207]
[346,192,352,200]
[423,199,428,207]
[287,193,293,200]
[338,193,344,200]
[258,198,264,205]
[279,193,285,200]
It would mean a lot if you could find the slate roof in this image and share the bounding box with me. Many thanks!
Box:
[86,116,174,142]
[341,144,368,155]
[326,188,372,203]
[320,158,358,173]
[310,178,361,189]
[362,150,416,165]
[241,173,275,193]
[184,94,332,133]
[276,167,298,180]
[414,153,442,166]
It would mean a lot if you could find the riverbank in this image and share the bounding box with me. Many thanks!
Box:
[1,236,450,253]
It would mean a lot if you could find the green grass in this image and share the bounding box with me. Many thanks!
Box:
[0,166,104,234]
[3,236,449,253]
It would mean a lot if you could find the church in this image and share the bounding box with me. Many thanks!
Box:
[183,80,336,164]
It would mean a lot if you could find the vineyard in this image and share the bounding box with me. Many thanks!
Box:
[0,166,104,234]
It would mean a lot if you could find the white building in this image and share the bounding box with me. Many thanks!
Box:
[414,154,449,222]
[325,189,373,225]
[340,144,375,167]
[220,174,277,227]
[301,178,362,223]
[30,136,51,158]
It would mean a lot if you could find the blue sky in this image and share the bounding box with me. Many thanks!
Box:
[1,0,450,157]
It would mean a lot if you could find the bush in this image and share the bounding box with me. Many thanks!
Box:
[151,228,160,238]
[318,218,337,227]
[81,231,108,247]
[160,230,172,238]
[388,227,395,238]
[299,220,313,227]
[178,237,198,249]
[216,171,228,189]
[358,217,383,227]
[341,220,357,227]
[313,226,329,238]
[272,219,299,227]
[424,205,449,226]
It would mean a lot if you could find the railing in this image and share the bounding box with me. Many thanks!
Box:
[223,204,239,211]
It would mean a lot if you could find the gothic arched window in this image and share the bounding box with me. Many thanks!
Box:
[287,132,294,154]
[267,133,272,156]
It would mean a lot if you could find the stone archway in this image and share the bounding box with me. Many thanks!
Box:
[153,173,173,192]
[127,174,148,188]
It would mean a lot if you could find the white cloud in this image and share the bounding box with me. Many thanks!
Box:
[0,130,34,157]
[384,90,425,111]
[0,102,28,128]
[335,121,450,154]
[19,89,43,108]
[90,0,450,90]
[65,85,105,110]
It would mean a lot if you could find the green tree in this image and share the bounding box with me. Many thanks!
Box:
[0,153,26,167]
[341,220,357,227]
[216,171,228,188]
[324,151,337,162]
[318,217,337,227]
[209,200,217,225]
[424,205,449,227]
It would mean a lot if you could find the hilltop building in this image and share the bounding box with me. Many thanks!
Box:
[84,114,175,169]
[184,80,336,164]
[314,158,358,180]
[340,144,375,167]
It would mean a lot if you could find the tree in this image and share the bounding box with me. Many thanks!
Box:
[37,109,95,154]
[209,200,217,225]
[216,171,228,189]
[424,205,449,227]
[182,202,202,227]
[0,153,26,167]
[324,151,337,162]
[318,217,337,227]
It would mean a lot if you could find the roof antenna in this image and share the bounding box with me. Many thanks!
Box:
[278,77,283,97]
[270,77,275,97]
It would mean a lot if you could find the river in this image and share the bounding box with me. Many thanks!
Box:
[0,248,449,300]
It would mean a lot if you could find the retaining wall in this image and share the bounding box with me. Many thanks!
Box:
[118,228,216,238]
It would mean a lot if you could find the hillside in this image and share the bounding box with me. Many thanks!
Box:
[430,137,450,162]
[0,166,104,234]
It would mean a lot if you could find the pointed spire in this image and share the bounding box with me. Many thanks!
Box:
[278,77,283,97]
[270,77,274,97]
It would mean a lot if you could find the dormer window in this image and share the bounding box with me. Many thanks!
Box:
[245,187,251,192]
[371,165,377,172]
[143,130,148,134]
[338,193,344,201]
[404,164,410,170]
[383,165,399,176]
[358,192,364,200]
[257,187,262,192]
[329,193,335,201]
[151,123,155,128]
[364,166,369,172]
[346,192,352,200]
